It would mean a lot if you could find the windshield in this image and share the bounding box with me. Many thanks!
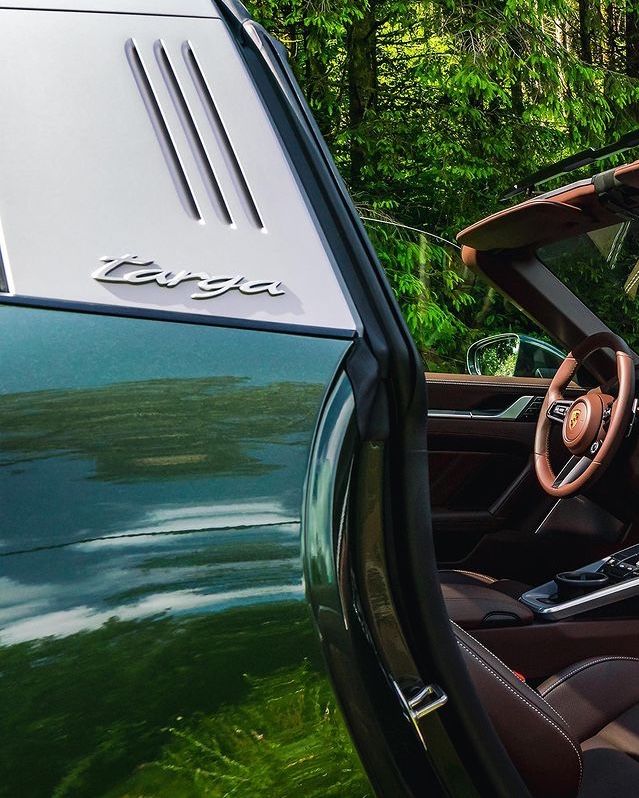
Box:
[538,222,639,352]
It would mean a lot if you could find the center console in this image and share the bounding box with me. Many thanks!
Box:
[520,543,639,621]
[442,546,639,680]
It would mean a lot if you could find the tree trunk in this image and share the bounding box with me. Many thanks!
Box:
[475,287,496,326]
[627,2,639,79]
[607,1,616,70]
[579,0,594,63]
[627,1,639,121]
[347,1,378,188]
[303,27,331,137]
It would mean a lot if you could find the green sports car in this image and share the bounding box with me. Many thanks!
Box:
[3,2,639,797]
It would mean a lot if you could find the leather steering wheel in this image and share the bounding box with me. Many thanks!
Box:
[535,332,636,497]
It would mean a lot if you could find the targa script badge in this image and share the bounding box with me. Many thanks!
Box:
[93,256,285,300]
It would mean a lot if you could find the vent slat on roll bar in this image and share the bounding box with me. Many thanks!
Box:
[0,244,8,294]
[125,38,203,222]
[184,42,265,231]
[154,40,234,226]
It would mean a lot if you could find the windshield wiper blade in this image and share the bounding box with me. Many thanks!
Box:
[501,128,639,202]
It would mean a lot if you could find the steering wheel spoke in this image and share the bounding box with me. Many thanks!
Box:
[547,399,573,424]
[552,455,592,489]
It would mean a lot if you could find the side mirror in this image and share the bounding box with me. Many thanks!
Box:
[467,334,566,379]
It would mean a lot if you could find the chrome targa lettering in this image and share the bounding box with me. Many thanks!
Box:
[93,256,285,301]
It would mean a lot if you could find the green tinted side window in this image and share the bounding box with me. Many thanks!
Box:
[538,222,639,352]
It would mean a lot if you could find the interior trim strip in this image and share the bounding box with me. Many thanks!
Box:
[533,499,561,536]
[520,551,639,620]
[430,395,535,421]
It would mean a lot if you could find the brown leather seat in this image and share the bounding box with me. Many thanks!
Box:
[439,568,530,599]
[453,621,639,797]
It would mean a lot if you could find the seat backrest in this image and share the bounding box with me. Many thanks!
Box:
[452,622,582,798]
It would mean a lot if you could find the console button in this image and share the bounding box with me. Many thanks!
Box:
[606,564,627,578]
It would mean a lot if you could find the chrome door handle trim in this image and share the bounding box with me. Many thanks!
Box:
[430,395,535,421]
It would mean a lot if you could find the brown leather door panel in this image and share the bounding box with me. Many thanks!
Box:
[430,449,525,512]
[426,373,598,582]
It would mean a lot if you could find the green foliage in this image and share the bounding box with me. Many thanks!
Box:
[363,212,539,369]
[245,0,639,369]
[476,338,520,377]
[107,665,372,798]
[0,377,323,481]
[0,603,370,797]
[364,216,475,370]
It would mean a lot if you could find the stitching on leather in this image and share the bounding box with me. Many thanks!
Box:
[456,634,571,726]
[427,378,581,390]
[450,622,571,726]
[444,569,497,584]
[452,621,517,672]
[458,640,583,784]
[452,621,521,676]
[539,657,639,698]
[430,380,534,389]
[544,424,553,471]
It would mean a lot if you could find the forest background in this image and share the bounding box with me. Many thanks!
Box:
[246,0,639,371]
